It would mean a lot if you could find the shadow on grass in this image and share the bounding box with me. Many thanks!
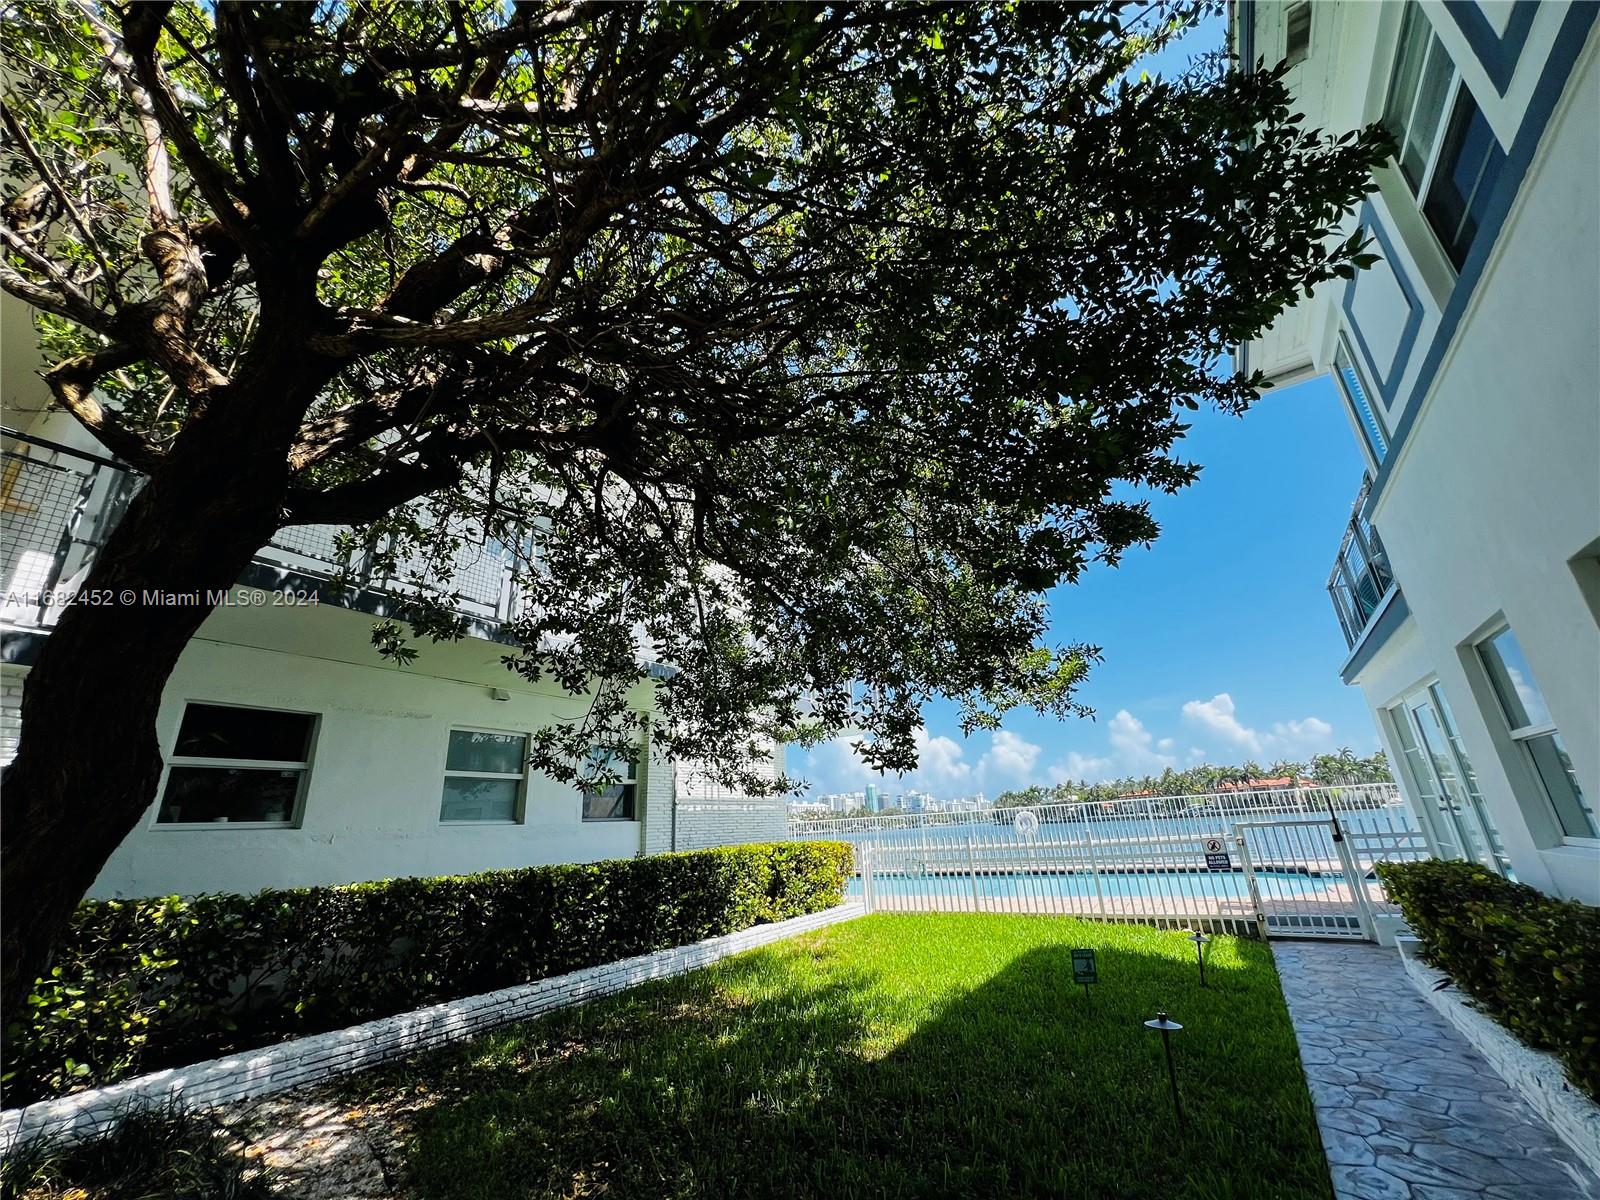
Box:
[373,917,1329,1200]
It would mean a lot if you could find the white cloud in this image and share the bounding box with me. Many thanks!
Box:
[1182,693,1262,754]
[1049,751,1114,782]
[1107,709,1178,772]
[914,727,973,788]
[796,725,973,798]
[1181,693,1337,760]
[980,730,1041,782]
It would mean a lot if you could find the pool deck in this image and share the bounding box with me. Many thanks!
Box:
[1273,941,1599,1200]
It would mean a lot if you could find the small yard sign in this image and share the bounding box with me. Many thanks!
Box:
[1201,837,1232,872]
[1071,948,1098,989]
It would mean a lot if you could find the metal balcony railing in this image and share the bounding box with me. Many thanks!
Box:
[1,428,528,633]
[1327,476,1396,650]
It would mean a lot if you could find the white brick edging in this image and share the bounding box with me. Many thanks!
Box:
[0,901,866,1153]
[1396,935,1600,1179]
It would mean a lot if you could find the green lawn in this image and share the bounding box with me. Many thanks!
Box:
[350,914,1331,1199]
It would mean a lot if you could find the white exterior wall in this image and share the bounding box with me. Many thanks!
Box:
[1359,35,1600,901]
[86,614,653,897]
[3,597,667,896]
[2,598,788,896]
[671,797,792,851]
[670,744,789,850]
[1239,1,1600,902]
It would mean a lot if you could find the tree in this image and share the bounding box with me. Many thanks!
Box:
[0,0,1387,1009]
[993,786,1049,810]
[1267,758,1303,781]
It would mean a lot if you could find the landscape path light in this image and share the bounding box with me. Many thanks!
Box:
[1144,1010,1185,1124]
[1186,929,1210,988]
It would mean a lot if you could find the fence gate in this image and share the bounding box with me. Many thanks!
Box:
[1233,818,1371,940]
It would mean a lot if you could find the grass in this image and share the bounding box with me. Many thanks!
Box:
[0,1105,274,1200]
[346,914,1331,1199]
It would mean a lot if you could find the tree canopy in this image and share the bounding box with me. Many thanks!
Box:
[1,0,1386,791]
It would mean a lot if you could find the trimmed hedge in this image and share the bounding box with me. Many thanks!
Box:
[2,840,851,1107]
[1376,858,1598,1101]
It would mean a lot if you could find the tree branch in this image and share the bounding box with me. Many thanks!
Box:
[39,344,165,469]
[0,260,119,337]
[0,101,121,303]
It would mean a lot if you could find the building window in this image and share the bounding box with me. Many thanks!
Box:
[1477,626,1597,840]
[156,703,316,826]
[1284,2,1312,67]
[582,748,637,821]
[1382,3,1507,270]
[440,728,527,822]
[1334,336,1387,464]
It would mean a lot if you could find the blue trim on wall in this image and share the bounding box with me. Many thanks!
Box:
[1340,588,1412,685]
[1364,0,1599,519]
[1341,206,1426,413]
[1445,0,1540,95]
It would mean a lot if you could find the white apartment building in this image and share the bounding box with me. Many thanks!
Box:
[1,297,786,898]
[1234,0,1599,902]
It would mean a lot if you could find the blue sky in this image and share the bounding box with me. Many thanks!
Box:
[787,12,1380,800]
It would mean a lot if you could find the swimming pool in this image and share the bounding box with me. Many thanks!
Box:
[846,866,1337,902]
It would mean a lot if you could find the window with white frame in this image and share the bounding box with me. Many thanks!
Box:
[156,703,316,826]
[1333,335,1387,465]
[1382,3,1508,271]
[581,747,637,821]
[1284,2,1312,67]
[1477,626,1597,841]
[440,728,527,822]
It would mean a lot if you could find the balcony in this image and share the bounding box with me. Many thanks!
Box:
[1327,476,1397,650]
[1,428,526,637]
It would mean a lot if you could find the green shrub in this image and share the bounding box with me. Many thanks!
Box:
[1376,858,1599,1100]
[2,841,851,1107]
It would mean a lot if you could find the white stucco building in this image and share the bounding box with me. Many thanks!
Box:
[1234,0,1599,902]
[1,297,786,898]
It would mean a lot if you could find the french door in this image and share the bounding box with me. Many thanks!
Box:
[1387,684,1512,877]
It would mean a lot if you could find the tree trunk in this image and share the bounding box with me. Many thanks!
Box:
[1,439,285,1018]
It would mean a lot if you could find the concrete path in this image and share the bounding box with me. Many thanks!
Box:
[1273,941,1598,1200]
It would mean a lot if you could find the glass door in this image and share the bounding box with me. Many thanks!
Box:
[1389,702,1460,860]
[1389,685,1507,875]
[1427,686,1513,878]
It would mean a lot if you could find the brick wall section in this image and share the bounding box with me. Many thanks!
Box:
[0,900,867,1153]
[0,668,24,765]
[671,741,788,850]
[640,741,675,857]
[673,797,790,850]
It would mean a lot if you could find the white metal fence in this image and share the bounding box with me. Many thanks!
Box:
[796,784,1431,940]
[790,783,1404,841]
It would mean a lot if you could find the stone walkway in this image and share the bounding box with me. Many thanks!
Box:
[1273,941,1599,1200]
